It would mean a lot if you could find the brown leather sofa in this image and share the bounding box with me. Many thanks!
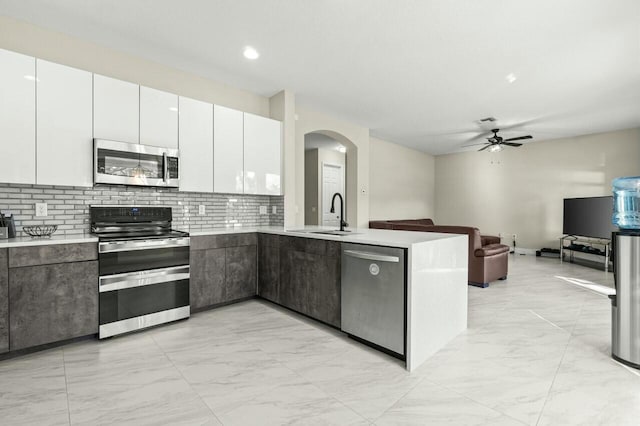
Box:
[369,219,509,288]
[369,218,434,229]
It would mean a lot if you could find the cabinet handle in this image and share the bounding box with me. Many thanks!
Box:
[343,250,399,263]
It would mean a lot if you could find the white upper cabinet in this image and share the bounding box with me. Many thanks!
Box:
[178,96,213,193]
[93,74,139,143]
[140,86,178,149]
[0,49,36,184]
[213,105,244,194]
[243,112,282,195]
[36,60,93,187]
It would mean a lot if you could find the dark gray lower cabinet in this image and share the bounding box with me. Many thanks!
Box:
[189,248,225,310]
[9,261,99,350]
[0,249,8,354]
[189,234,258,311]
[226,245,257,300]
[269,236,341,327]
[257,234,280,303]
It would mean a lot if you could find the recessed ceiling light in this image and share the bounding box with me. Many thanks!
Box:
[505,73,517,83]
[243,46,259,60]
[338,146,347,153]
[23,75,39,82]
[168,107,178,112]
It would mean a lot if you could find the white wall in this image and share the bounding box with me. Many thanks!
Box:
[369,137,435,221]
[0,15,269,115]
[434,128,640,249]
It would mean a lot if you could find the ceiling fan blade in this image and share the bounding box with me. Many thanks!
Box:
[478,144,492,151]
[502,142,523,147]
[462,142,490,148]
[503,135,532,142]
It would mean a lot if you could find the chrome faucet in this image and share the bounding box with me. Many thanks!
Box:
[330,192,348,232]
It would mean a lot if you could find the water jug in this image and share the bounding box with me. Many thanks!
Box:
[613,176,640,229]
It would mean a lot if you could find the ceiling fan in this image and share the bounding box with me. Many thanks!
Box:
[475,128,532,152]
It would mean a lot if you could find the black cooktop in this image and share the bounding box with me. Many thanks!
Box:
[90,206,188,242]
[97,229,189,242]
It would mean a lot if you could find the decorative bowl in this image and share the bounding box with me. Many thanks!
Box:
[22,225,58,237]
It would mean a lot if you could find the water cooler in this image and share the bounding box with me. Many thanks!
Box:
[610,176,640,368]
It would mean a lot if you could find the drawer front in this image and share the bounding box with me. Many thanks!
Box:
[190,233,257,250]
[9,242,98,267]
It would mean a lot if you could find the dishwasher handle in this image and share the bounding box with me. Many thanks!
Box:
[343,249,400,263]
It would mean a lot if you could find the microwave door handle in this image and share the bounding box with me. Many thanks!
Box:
[163,152,168,183]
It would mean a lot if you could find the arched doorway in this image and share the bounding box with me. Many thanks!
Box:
[303,130,358,228]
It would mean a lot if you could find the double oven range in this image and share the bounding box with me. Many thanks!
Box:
[91,206,190,338]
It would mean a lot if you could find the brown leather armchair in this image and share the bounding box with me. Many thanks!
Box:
[370,220,509,288]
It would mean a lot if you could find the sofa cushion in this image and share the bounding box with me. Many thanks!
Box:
[474,243,510,257]
[481,235,501,246]
[369,221,394,229]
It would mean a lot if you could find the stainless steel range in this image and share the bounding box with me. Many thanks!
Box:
[91,206,190,338]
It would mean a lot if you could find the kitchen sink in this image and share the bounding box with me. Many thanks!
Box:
[311,230,360,236]
[285,229,359,236]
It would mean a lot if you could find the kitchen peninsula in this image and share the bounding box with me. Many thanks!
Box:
[192,226,469,371]
[0,226,467,372]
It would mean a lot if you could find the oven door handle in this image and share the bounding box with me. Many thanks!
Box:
[99,237,190,253]
[99,265,190,292]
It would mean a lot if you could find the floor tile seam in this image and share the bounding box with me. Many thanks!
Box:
[265,344,372,422]
[534,299,586,426]
[160,347,226,425]
[365,374,429,423]
[418,378,529,426]
[60,349,72,426]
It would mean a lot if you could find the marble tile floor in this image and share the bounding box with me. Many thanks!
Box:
[1,255,638,425]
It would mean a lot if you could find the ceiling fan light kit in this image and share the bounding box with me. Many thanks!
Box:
[476,128,533,152]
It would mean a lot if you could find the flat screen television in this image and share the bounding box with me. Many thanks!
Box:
[563,196,615,239]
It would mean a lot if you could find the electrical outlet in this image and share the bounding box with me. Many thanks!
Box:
[35,203,47,217]
[259,206,267,215]
[198,205,205,215]
[272,206,277,214]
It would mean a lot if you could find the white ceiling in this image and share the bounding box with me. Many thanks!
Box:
[1,0,638,155]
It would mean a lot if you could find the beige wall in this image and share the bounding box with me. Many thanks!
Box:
[304,148,346,225]
[435,128,640,249]
[294,106,370,228]
[369,137,435,221]
[304,149,320,225]
[0,15,269,115]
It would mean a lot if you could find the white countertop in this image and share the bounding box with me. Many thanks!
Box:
[0,226,462,249]
[0,233,98,248]
[191,226,463,249]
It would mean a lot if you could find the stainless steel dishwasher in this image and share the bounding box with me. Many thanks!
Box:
[341,243,406,356]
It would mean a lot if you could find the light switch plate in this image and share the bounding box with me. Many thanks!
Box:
[35,203,47,217]
[272,206,277,214]
[198,205,206,215]
[259,206,267,215]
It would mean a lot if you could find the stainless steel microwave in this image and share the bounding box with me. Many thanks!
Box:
[94,139,180,188]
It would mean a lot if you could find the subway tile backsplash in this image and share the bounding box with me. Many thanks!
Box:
[0,183,284,237]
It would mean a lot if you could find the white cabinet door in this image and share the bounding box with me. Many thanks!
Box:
[213,105,244,194]
[178,97,213,193]
[0,49,35,184]
[36,60,93,187]
[93,74,139,143]
[243,113,282,195]
[140,86,178,148]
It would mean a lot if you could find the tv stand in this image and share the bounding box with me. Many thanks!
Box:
[559,235,611,272]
